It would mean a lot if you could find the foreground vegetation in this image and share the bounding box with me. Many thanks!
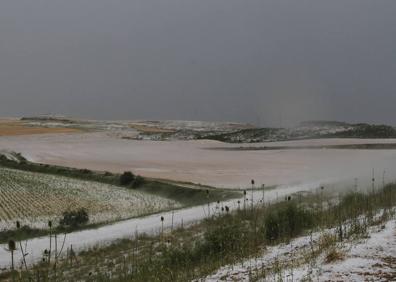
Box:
[1,182,395,281]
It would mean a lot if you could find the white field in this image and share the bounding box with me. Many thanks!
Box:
[1,131,396,271]
[204,216,396,281]
[1,132,396,188]
[0,167,180,230]
[0,182,318,270]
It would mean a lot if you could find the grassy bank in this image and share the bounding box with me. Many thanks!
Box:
[213,143,396,151]
[2,183,395,281]
[0,153,239,206]
[199,123,396,143]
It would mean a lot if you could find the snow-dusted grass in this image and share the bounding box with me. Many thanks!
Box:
[204,211,396,281]
[204,219,395,281]
[0,167,180,230]
[0,183,306,272]
[315,219,395,281]
[1,182,394,281]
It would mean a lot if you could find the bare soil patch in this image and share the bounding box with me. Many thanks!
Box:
[129,123,175,133]
[0,120,80,136]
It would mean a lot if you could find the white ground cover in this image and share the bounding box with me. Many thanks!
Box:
[302,219,396,281]
[1,132,396,188]
[204,217,396,281]
[1,130,396,276]
[0,182,318,271]
[0,167,180,230]
[23,118,251,133]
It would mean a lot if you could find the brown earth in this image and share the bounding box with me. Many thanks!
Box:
[0,120,80,136]
[129,123,175,133]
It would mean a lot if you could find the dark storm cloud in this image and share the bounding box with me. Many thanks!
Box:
[1,1,395,126]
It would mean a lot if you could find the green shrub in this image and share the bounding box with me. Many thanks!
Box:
[0,225,45,243]
[265,202,314,241]
[264,211,280,241]
[337,192,368,220]
[59,208,89,227]
[202,216,248,257]
[132,175,145,188]
[120,171,135,186]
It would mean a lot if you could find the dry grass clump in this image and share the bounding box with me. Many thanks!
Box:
[325,247,345,263]
[318,232,337,251]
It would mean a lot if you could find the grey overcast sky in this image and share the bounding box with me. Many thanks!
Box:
[1,1,395,126]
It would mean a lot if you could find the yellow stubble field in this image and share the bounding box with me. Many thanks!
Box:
[0,119,80,136]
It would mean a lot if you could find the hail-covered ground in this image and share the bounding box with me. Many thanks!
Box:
[204,217,396,281]
[0,183,318,270]
[2,117,396,188]
[1,131,396,189]
[1,117,396,278]
[0,167,180,230]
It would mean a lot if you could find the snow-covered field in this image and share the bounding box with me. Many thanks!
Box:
[0,182,319,271]
[204,217,396,281]
[20,117,252,140]
[0,167,180,230]
[1,132,396,188]
[1,127,396,276]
